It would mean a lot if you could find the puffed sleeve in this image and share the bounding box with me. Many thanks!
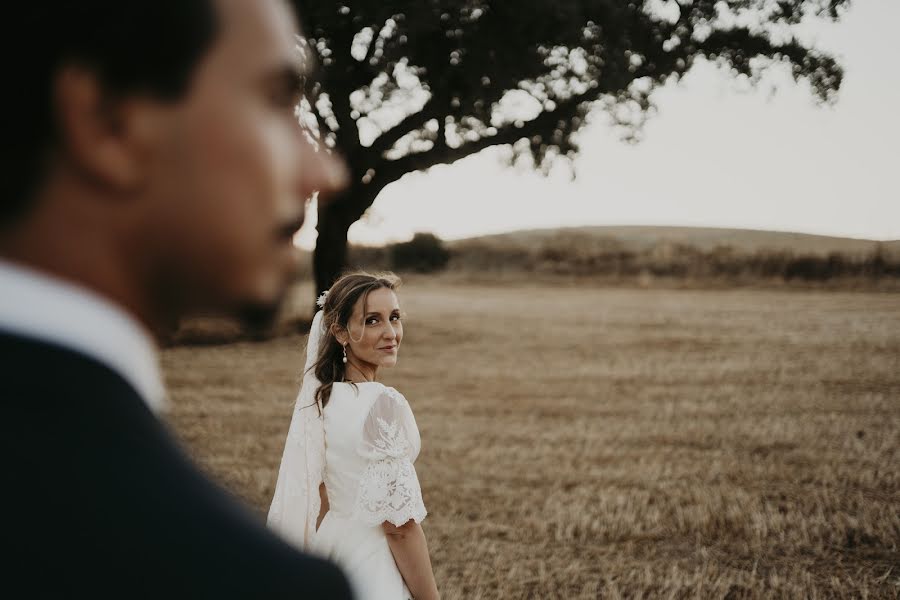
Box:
[350,386,427,527]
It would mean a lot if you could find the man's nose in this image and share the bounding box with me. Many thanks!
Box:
[298,140,349,208]
[315,150,349,199]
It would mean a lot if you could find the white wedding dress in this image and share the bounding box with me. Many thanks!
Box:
[267,310,427,600]
[311,382,427,600]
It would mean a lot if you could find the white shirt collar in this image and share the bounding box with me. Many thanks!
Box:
[0,258,167,413]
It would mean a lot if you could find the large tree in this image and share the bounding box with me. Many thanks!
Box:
[291,0,849,296]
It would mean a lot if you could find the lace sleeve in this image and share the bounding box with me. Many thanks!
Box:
[350,387,427,527]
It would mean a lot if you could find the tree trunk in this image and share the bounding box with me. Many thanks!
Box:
[313,199,352,304]
[312,181,382,307]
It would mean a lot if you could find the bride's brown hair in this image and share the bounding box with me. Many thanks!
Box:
[311,270,401,411]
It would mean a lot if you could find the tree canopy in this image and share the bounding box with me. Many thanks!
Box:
[290,0,850,296]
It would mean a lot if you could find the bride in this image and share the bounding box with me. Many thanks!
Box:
[268,271,440,600]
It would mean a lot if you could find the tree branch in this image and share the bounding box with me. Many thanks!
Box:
[365,97,441,159]
[329,92,361,155]
[361,25,380,65]
[374,89,597,186]
[320,27,363,154]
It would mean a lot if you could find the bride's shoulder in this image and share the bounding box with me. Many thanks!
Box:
[378,384,406,402]
[360,382,409,408]
[332,381,410,412]
[363,384,419,431]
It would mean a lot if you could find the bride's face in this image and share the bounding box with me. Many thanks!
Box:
[344,287,403,369]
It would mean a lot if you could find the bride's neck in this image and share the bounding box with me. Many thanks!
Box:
[344,360,377,383]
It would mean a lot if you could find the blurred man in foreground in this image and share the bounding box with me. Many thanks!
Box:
[0,1,352,597]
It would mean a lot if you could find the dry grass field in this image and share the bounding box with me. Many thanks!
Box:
[162,281,899,599]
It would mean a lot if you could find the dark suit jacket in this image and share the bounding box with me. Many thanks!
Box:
[1,333,353,599]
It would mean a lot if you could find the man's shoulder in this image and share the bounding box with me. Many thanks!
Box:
[0,330,137,388]
[0,330,153,436]
[0,331,354,598]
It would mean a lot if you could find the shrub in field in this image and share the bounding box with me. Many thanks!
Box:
[347,244,390,271]
[390,232,450,273]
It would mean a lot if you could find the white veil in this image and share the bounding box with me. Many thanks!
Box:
[267,309,327,550]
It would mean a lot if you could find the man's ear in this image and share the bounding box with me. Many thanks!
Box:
[54,66,159,191]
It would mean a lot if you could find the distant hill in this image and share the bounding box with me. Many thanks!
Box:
[292,225,900,288]
[447,226,898,257]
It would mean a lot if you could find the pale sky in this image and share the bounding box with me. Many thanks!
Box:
[296,0,900,249]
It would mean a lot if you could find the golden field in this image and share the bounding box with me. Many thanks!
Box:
[162,280,899,599]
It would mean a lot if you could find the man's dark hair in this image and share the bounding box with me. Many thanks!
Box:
[1,2,219,228]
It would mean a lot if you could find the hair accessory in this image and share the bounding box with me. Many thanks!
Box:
[316,290,329,308]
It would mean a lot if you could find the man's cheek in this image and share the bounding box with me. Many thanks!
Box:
[262,119,299,182]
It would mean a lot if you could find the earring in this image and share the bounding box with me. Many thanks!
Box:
[342,344,348,364]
